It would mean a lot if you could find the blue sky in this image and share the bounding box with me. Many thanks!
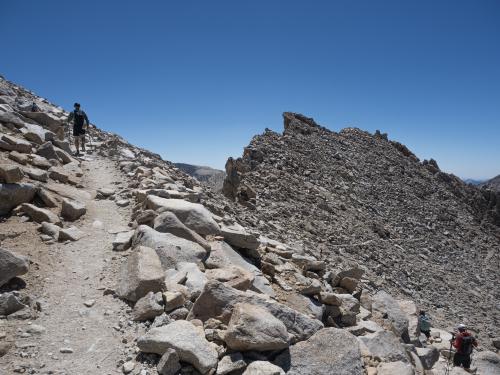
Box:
[1,0,499,179]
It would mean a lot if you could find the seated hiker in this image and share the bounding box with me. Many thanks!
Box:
[67,102,89,156]
[417,310,432,340]
[452,324,478,372]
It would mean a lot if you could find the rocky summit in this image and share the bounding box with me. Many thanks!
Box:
[1,76,499,375]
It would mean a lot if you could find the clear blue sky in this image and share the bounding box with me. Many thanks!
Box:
[1,0,499,179]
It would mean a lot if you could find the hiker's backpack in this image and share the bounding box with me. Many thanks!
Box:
[74,110,85,126]
[461,335,475,355]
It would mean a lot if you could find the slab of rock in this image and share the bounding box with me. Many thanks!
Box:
[48,166,69,183]
[474,351,500,375]
[0,164,24,183]
[58,226,85,241]
[23,167,48,182]
[154,211,211,250]
[117,246,165,302]
[162,291,185,312]
[376,361,414,375]
[243,361,285,375]
[145,196,220,235]
[132,291,164,321]
[358,331,409,363]
[275,328,363,375]
[372,291,410,342]
[220,222,259,251]
[0,248,29,287]
[205,266,254,291]
[132,225,207,270]
[30,155,52,169]
[112,230,135,251]
[36,141,59,161]
[224,302,290,351]
[137,320,218,374]
[20,203,61,224]
[188,280,323,343]
[0,134,32,153]
[176,262,207,299]
[36,188,58,208]
[416,346,439,370]
[0,183,36,215]
[8,151,29,165]
[0,292,27,315]
[40,222,60,240]
[157,348,181,375]
[61,199,86,221]
[217,352,247,375]
[96,187,115,199]
[21,111,63,132]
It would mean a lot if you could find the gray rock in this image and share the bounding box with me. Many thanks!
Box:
[176,262,207,300]
[217,352,247,375]
[220,222,259,251]
[132,291,164,321]
[224,302,290,351]
[40,222,60,240]
[117,246,165,302]
[474,351,500,375]
[20,203,61,224]
[243,361,285,375]
[36,141,59,161]
[152,313,173,328]
[376,361,414,375]
[23,167,48,182]
[8,151,29,165]
[416,346,439,370]
[0,164,24,183]
[138,320,218,374]
[188,280,323,343]
[0,134,32,153]
[0,292,26,315]
[205,266,254,291]
[36,188,58,208]
[112,230,135,251]
[372,291,410,342]
[146,196,220,235]
[0,248,29,287]
[157,348,181,375]
[154,211,211,250]
[162,291,185,312]
[132,225,207,270]
[275,328,363,375]
[30,155,52,169]
[358,331,409,363]
[21,111,63,132]
[48,166,69,183]
[0,183,36,215]
[61,199,86,221]
[58,226,85,241]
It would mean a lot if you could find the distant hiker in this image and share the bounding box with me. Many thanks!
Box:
[452,324,478,371]
[417,310,432,340]
[67,102,89,156]
[31,101,40,112]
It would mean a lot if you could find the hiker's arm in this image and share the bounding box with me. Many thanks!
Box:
[453,335,461,349]
[67,111,74,124]
[84,112,89,127]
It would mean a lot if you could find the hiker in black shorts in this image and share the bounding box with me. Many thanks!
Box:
[67,102,89,156]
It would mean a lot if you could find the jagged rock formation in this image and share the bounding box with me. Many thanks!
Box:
[218,112,500,348]
[174,163,225,191]
[480,174,500,192]
[1,76,499,375]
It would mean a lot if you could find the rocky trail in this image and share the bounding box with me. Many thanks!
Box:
[1,76,499,375]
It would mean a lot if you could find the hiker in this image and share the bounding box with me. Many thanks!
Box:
[417,310,432,340]
[67,102,89,156]
[31,101,40,112]
[451,324,478,371]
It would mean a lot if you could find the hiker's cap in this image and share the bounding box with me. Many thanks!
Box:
[457,323,467,331]
[74,102,80,107]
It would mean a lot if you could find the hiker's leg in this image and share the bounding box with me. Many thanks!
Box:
[81,134,86,151]
[74,136,80,153]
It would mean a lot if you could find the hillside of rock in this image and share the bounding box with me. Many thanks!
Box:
[480,175,500,192]
[1,76,499,375]
[217,112,500,349]
[174,163,225,191]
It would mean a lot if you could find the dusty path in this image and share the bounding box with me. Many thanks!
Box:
[1,156,140,374]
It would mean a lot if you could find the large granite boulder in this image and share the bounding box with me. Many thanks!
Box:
[372,291,410,342]
[358,331,409,363]
[153,211,211,250]
[0,183,36,215]
[0,248,29,287]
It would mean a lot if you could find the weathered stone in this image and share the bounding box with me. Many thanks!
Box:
[205,266,254,291]
[224,303,289,351]
[0,164,24,183]
[117,246,165,302]
[48,166,69,183]
[319,292,342,306]
[8,151,28,165]
[376,361,414,375]
[372,290,410,342]
[36,188,58,208]
[40,222,60,240]
[416,346,439,370]
[217,352,247,375]
[0,183,36,215]
[112,230,135,251]
[0,248,29,287]
[176,262,208,299]
[138,320,218,374]
[145,196,220,235]
[275,328,363,375]
[0,292,26,315]
[30,155,52,169]
[243,361,285,375]
[61,199,86,221]
[21,111,63,132]
[20,203,61,224]
[220,222,259,251]
[154,211,211,250]
[358,331,409,363]
[132,225,207,270]
[132,291,164,321]
[23,167,48,182]
[58,226,85,241]
[188,280,323,343]
[291,254,326,272]
[157,348,181,375]
[0,134,32,153]
[36,141,59,161]
[474,351,500,375]
[339,277,358,293]
[162,291,185,312]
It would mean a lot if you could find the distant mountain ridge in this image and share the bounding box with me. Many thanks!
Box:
[480,174,500,192]
[174,162,225,191]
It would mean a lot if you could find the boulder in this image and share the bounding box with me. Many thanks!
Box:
[376,361,414,375]
[275,328,363,375]
[224,303,290,351]
[30,155,52,169]
[153,211,211,250]
[145,196,220,235]
[137,320,218,374]
[132,225,207,270]
[48,166,69,183]
[372,291,410,342]
[61,199,86,221]
[205,266,254,291]
[0,248,29,287]
[36,142,59,161]
[0,164,24,183]
[243,361,285,375]
[157,348,181,375]
[40,222,60,240]
[0,183,36,215]
[220,222,259,251]
[112,230,135,251]
[162,291,185,312]
[58,226,85,241]
[21,111,63,132]
[0,292,26,316]
[23,167,48,182]
[416,346,439,370]
[216,352,247,375]
[36,188,58,208]
[0,134,32,153]
[132,291,164,321]
[176,262,208,299]
[188,280,323,343]
[358,331,409,363]
[8,151,29,165]
[20,203,61,224]
[117,246,165,302]
[474,351,500,375]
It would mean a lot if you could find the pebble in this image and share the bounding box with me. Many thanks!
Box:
[122,361,135,374]
[59,347,74,354]
[84,299,96,307]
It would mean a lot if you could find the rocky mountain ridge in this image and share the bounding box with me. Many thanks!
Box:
[0,77,499,374]
[480,175,500,192]
[174,163,225,191]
